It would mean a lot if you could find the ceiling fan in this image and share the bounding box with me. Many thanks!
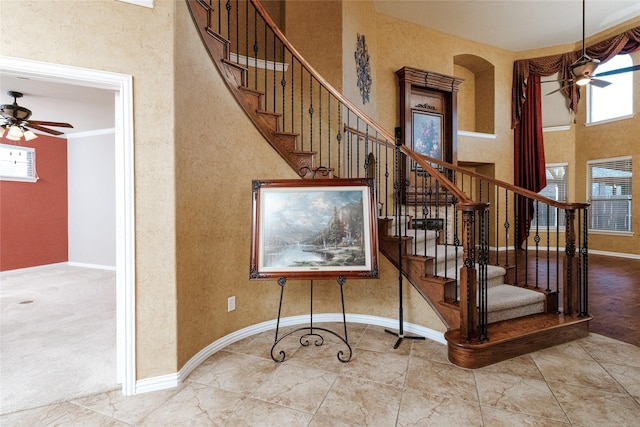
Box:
[545,0,640,95]
[0,91,73,141]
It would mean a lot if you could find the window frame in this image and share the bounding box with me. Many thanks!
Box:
[587,156,633,235]
[586,54,634,125]
[0,143,38,183]
[531,163,568,231]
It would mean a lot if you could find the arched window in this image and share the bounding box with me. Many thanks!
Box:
[587,54,633,124]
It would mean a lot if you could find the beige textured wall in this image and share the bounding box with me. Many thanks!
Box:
[342,0,378,118]
[1,0,178,378]
[284,0,343,91]
[374,13,515,183]
[454,65,476,132]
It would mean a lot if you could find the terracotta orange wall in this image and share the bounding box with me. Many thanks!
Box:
[0,135,68,271]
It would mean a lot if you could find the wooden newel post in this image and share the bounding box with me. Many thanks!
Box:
[563,209,579,316]
[459,207,477,340]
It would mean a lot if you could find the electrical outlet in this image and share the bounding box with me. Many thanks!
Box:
[228,296,236,312]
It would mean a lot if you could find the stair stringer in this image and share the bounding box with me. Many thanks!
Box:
[378,218,459,329]
[186,0,326,179]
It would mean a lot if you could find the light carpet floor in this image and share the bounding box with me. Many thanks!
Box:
[0,264,118,414]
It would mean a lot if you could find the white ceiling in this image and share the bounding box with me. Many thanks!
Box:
[1,0,638,136]
[0,75,115,135]
[374,0,640,52]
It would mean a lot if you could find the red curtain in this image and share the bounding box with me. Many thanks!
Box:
[514,74,546,248]
[511,26,640,248]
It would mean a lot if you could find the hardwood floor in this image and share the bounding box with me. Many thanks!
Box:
[493,250,640,347]
[586,253,640,347]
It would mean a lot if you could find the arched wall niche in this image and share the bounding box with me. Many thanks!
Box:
[453,54,495,134]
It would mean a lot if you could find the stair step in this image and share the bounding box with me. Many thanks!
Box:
[486,285,545,323]
[439,263,507,288]
[221,59,247,87]
[445,313,591,368]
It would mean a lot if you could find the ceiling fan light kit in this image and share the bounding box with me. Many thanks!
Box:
[0,91,73,142]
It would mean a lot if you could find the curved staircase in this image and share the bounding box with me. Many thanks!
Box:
[185,0,591,368]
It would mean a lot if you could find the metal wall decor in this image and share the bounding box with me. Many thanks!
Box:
[354,33,371,104]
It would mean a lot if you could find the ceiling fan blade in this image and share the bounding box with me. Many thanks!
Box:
[24,123,65,136]
[589,78,612,88]
[27,120,74,128]
[593,64,640,78]
[0,111,15,120]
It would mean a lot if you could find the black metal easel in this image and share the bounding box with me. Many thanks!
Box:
[270,276,352,363]
[384,129,425,349]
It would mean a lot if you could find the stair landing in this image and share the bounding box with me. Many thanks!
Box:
[445,313,591,369]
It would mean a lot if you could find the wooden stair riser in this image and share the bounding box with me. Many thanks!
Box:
[445,314,591,369]
[188,0,330,179]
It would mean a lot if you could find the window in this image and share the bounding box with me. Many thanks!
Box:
[588,157,632,233]
[0,143,38,182]
[532,164,567,229]
[587,54,633,124]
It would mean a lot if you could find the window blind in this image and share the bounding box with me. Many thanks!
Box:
[532,164,567,228]
[0,143,37,182]
[588,157,632,232]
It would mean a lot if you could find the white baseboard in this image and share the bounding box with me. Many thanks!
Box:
[135,313,445,395]
[494,246,640,260]
[0,262,68,276]
[1,261,116,275]
[135,373,180,395]
[67,261,117,271]
[588,249,640,259]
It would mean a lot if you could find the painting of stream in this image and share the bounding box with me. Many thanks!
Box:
[260,186,370,271]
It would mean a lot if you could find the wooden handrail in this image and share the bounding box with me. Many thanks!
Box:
[252,0,580,214]
[402,147,475,207]
[343,125,394,148]
[412,151,590,211]
[251,0,395,147]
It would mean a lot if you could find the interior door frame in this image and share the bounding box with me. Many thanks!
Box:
[0,56,136,395]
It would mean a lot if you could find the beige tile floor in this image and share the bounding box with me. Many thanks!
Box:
[2,323,639,426]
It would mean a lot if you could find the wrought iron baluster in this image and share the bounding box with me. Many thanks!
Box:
[546,203,551,292]
[299,64,304,150]
[453,197,460,302]
[281,49,286,121]
[245,0,248,68]
[384,135,389,217]
[263,21,267,103]
[253,8,258,89]
[272,28,276,112]
[225,0,231,40]
[337,103,342,177]
[495,186,500,265]
[534,200,540,289]
[504,189,510,268]
[327,92,331,171]
[217,0,221,35]
[235,0,238,58]
[582,208,589,316]
[514,194,520,284]
[318,86,322,166]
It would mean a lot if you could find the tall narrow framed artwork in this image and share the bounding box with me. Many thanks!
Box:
[412,110,443,161]
[250,178,379,280]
